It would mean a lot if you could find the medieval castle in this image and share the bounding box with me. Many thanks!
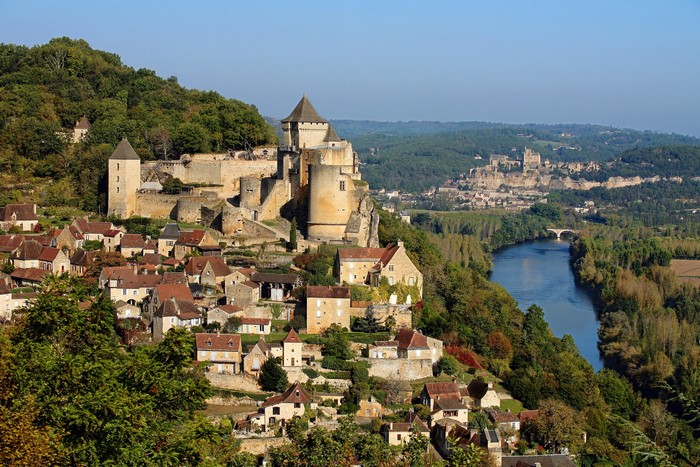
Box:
[107,96,379,247]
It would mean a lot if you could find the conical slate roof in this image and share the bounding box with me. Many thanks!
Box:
[281,95,328,124]
[75,116,91,129]
[324,124,342,143]
[110,138,140,160]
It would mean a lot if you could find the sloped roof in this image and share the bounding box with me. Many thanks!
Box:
[396,328,429,350]
[32,235,55,247]
[240,317,270,325]
[38,247,61,262]
[211,304,243,314]
[0,235,24,253]
[250,272,300,285]
[382,412,429,433]
[109,138,140,160]
[423,382,461,399]
[281,95,328,124]
[140,253,162,265]
[70,249,97,266]
[120,234,145,249]
[157,297,200,319]
[185,256,231,277]
[337,247,385,261]
[75,116,91,129]
[154,283,194,302]
[261,381,312,407]
[13,240,43,260]
[282,328,302,344]
[0,204,37,222]
[74,219,114,235]
[160,223,182,240]
[307,285,350,299]
[195,332,241,352]
[176,230,207,246]
[104,229,122,238]
[433,397,468,411]
[10,267,49,282]
[0,282,11,295]
[324,124,342,143]
[161,271,187,284]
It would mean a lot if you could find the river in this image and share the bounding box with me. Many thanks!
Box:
[489,237,603,371]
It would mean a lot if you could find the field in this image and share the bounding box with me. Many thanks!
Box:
[670,259,700,287]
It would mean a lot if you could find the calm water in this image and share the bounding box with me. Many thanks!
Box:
[489,237,603,371]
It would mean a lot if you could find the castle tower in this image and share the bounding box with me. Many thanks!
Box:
[282,328,303,367]
[307,164,354,241]
[281,95,329,149]
[107,138,141,218]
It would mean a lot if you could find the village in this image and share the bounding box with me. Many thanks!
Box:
[0,97,575,466]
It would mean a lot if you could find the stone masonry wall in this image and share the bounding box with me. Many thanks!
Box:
[367,358,434,380]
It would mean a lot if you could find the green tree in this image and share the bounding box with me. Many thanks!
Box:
[289,217,298,251]
[259,357,288,392]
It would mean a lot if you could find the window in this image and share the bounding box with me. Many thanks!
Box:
[316,299,321,307]
[294,403,301,408]
[316,310,321,318]
[116,187,120,193]
[272,407,280,415]
[116,163,120,170]
[336,300,342,306]
[207,341,212,347]
[388,277,395,286]
[397,434,402,440]
[408,277,415,286]
[388,264,394,272]
[116,176,120,182]
[337,309,342,317]
[339,180,346,191]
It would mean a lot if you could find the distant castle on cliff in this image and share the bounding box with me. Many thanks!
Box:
[107,96,379,247]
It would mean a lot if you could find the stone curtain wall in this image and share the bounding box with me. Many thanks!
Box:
[367,358,434,380]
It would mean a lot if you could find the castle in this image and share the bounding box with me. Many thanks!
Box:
[107,96,379,247]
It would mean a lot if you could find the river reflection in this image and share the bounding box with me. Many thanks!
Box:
[489,237,603,371]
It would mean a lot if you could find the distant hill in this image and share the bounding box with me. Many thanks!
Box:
[0,37,277,211]
[325,120,700,192]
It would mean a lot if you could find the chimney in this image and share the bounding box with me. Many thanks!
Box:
[487,381,493,389]
[397,239,404,248]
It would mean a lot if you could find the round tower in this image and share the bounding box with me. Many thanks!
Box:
[307,164,353,241]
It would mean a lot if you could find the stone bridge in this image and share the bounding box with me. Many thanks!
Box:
[547,228,578,239]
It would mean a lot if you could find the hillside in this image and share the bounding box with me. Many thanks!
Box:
[0,37,277,212]
[327,120,700,192]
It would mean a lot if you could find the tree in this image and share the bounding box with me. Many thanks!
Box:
[435,355,459,376]
[284,315,306,332]
[288,217,297,252]
[530,399,583,453]
[322,325,354,361]
[448,441,483,466]
[85,250,126,277]
[224,315,242,333]
[259,357,288,392]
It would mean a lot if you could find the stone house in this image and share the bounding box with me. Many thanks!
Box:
[207,304,243,328]
[488,410,520,445]
[184,256,231,288]
[335,241,423,297]
[103,229,124,252]
[282,328,303,367]
[367,329,443,380]
[306,285,351,334]
[250,272,302,301]
[119,234,146,258]
[420,382,462,410]
[195,332,243,374]
[114,300,141,319]
[152,297,201,341]
[235,317,271,335]
[243,336,280,377]
[146,283,194,320]
[69,249,96,276]
[380,412,430,446]
[173,230,218,260]
[143,240,157,255]
[465,380,500,409]
[158,223,181,257]
[247,381,315,432]
[430,396,469,426]
[72,219,115,242]
[11,240,43,269]
[0,204,38,232]
[71,116,91,143]
[100,267,162,305]
[10,268,49,287]
[0,234,25,256]
[225,280,260,306]
[53,225,84,252]
[38,247,70,274]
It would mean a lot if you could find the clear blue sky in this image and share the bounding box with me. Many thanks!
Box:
[2,0,699,136]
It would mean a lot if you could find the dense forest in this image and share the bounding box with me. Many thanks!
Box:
[0,37,277,212]
[328,119,700,192]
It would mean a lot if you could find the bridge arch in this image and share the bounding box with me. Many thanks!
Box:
[547,228,578,239]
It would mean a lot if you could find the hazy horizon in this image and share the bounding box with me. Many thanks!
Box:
[2,1,699,137]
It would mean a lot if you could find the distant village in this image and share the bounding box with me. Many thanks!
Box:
[0,98,577,466]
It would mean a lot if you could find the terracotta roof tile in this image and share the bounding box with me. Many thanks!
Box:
[185,256,231,277]
[261,381,312,407]
[337,247,385,260]
[10,267,49,282]
[120,234,145,249]
[423,382,461,399]
[396,328,428,350]
[0,204,37,222]
[154,283,193,302]
[195,333,242,351]
[212,304,243,314]
[176,230,206,246]
[282,328,302,344]
[0,235,24,253]
[240,317,270,325]
[250,272,300,284]
[13,240,43,260]
[307,285,350,299]
[38,247,60,262]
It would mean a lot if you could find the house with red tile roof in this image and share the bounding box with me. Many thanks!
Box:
[119,234,146,258]
[69,249,97,276]
[206,304,243,328]
[368,329,443,380]
[72,219,115,242]
[247,381,315,431]
[335,240,423,297]
[465,380,500,409]
[306,285,351,334]
[38,247,70,274]
[282,328,303,367]
[10,267,50,287]
[54,225,84,252]
[173,230,218,260]
[380,411,430,446]
[420,382,462,410]
[103,229,124,252]
[184,256,231,288]
[0,204,38,232]
[0,234,25,255]
[195,332,242,374]
[11,239,44,269]
[101,268,162,305]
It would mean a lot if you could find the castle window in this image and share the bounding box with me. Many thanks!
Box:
[116,176,120,182]
[316,310,321,318]
[116,187,120,193]
[117,163,120,170]
[339,180,346,191]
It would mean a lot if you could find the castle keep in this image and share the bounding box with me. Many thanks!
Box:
[107,96,378,247]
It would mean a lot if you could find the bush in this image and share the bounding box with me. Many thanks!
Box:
[302,368,319,379]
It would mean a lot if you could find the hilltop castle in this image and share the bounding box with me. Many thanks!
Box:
[107,96,379,247]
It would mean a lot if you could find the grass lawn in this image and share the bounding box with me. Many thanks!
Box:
[500,398,523,414]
